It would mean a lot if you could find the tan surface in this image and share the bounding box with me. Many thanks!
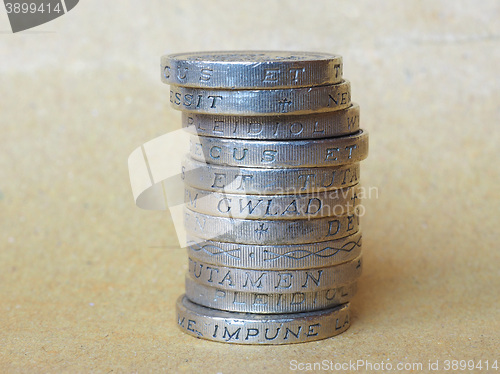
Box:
[1,1,499,372]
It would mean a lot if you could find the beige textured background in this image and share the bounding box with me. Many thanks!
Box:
[1,0,499,372]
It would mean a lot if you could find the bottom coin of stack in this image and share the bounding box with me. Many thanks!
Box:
[176,295,351,344]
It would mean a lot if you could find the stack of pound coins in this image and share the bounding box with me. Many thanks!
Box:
[161,51,369,345]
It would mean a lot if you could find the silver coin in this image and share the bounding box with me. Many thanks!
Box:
[186,231,362,270]
[184,208,360,245]
[182,157,360,195]
[185,276,357,314]
[182,103,360,140]
[169,81,351,115]
[184,185,359,220]
[176,295,351,344]
[189,130,368,168]
[187,255,362,293]
[161,51,343,89]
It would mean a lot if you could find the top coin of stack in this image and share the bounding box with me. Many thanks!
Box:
[160,51,368,344]
[162,51,344,89]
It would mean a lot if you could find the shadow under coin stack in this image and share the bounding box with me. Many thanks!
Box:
[162,51,369,344]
